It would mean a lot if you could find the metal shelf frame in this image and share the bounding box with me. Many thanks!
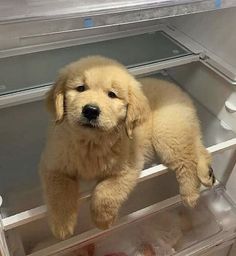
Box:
[1,0,236,23]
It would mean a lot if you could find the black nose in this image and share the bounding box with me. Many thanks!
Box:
[82,104,100,120]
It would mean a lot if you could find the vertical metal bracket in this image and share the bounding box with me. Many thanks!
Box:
[0,196,11,256]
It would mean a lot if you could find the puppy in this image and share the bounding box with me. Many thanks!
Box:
[40,56,214,240]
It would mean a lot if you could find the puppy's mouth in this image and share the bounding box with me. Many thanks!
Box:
[78,118,99,129]
[81,122,97,129]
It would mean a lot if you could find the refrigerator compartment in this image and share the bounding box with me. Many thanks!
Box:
[11,186,236,256]
[1,71,235,235]
[0,31,191,96]
[0,4,235,256]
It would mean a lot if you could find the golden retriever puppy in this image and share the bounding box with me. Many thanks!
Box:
[40,56,214,240]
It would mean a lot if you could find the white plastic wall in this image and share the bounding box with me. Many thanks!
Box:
[168,8,236,72]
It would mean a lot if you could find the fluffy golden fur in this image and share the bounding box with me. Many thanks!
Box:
[40,56,214,240]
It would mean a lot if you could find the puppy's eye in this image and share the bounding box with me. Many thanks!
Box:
[76,85,85,92]
[108,91,117,98]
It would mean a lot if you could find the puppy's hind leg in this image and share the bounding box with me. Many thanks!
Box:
[196,142,215,187]
[152,122,202,208]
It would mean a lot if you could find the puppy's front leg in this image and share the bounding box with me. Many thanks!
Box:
[41,170,79,240]
[91,168,139,229]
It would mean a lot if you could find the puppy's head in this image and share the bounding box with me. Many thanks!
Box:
[46,56,149,138]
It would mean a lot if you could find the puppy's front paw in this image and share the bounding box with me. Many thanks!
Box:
[49,214,77,240]
[181,193,200,208]
[91,196,118,230]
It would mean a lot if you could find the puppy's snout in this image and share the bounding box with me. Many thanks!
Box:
[82,104,100,121]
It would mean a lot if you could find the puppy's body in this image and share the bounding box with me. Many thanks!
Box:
[40,56,214,240]
[141,78,213,205]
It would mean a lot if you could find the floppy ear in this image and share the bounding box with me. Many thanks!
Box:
[46,72,66,123]
[125,79,149,139]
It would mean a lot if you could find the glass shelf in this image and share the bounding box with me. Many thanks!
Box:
[0,31,190,96]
